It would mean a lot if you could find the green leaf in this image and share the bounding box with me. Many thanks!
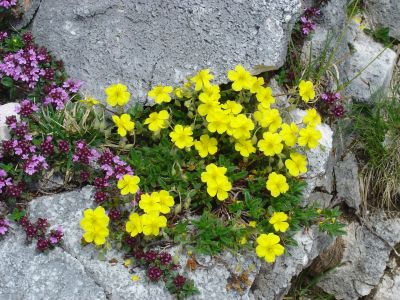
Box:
[1,76,13,88]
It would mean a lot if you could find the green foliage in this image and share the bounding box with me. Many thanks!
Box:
[190,212,245,256]
[364,27,395,48]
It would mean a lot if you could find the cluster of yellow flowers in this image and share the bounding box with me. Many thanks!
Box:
[201,164,232,201]
[79,65,324,265]
[116,174,174,237]
[80,206,110,245]
[144,66,322,200]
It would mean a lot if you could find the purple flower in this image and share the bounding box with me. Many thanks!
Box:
[62,79,82,93]
[23,154,48,175]
[49,226,63,245]
[0,31,8,42]
[0,0,17,9]
[16,99,39,117]
[300,16,317,36]
[44,87,69,110]
[0,219,10,236]
[321,91,341,105]
[304,7,321,18]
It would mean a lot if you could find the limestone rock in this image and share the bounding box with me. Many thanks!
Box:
[365,0,400,40]
[372,258,400,300]
[27,0,301,100]
[27,186,261,300]
[342,26,397,103]
[0,227,107,300]
[317,212,400,299]
[250,226,334,299]
[334,153,362,211]
[0,102,19,142]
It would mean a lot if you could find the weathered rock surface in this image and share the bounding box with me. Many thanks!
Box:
[24,0,301,100]
[342,25,397,103]
[250,226,334,299]
[0,102,18,141]
[3,186,260,300]
[317,212,400,299]
[365,0,400,40]
[0,228,107,300]
[334,153,362,211]
[372,258,400,300]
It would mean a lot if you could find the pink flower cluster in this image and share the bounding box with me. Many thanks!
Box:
[19,216,63,251]
[0,169,12,194]
[15,99,39,117]
[300,7,320,36]
[72,142,133,204]
[1,117,48,176]
[0,219,10,236]
[321,91,345,118]
[0,0,16,9]
[0,46,48,89]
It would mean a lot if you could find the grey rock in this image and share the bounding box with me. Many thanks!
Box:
[27,186,261,300]
[334,153,362,211]
[28,0,301,100]
[250,226,334,300]
[364,0,400,40]
[13,0,42,29]
[317,212,400,299]
[304,191,333,208]
[372,258,400,300]
[302,0,348,64]
[342,26,397,103]
[0,102,19,142]
[0,227,107,300]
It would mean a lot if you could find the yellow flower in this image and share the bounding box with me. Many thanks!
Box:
[256,87,275,109]
[221,100,242,115]
[298,126,322,149]
[298,80,315,103]
[80,206,110,245]
[201,163,227,182]
[141,212,167,236]
[303,108,321,127]
[206,109,229,134]
[148,85,173,104]
[227,65,252,91]
[197,96,220,117]
[158,190,175,214]
[257,132,283,156]
[234,139,256,157]
[139,192,161,214]
[269,212,289,232]
[205,176,232,201]
[285,153,308,177]
[169,125,194,149]
[201,163,232,201]
[117,174,140,195]
[249,221,257,228]
[199,85,221,103]
[254,108,282,132]
[279,123,299,147]
[191,69,214,91]
[230,114,255,140]
[174,87,183,98]
[194,134,218,158]
[124,259,132,267]
[125,212,143,237]
[144,110,169,132]
[266,172,289,197]
[105,83,131,107]
[240,237,247,245]
[256,233,285,263]
[131,275,140,282]
[112,114,135,137]
[80,96,100,106]
[249,76,265,94]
